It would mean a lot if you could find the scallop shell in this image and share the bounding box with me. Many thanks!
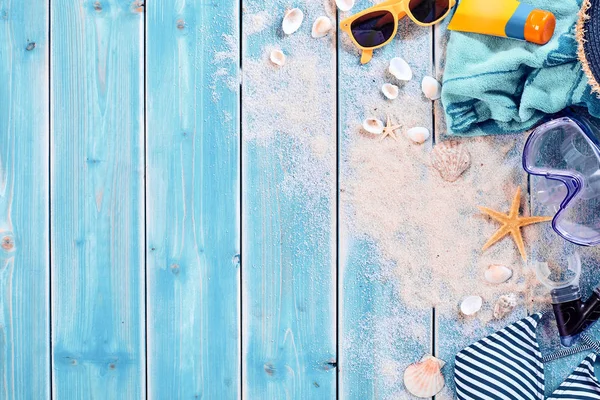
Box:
[362,118,384,135]
[493,294,518,319]
[431,141,471,182]
[336,0,355,12]
[406,127,430,144]
[403,355,446,398]
[382,83,399,100]
[389,57,413,81]
[460,295,482,316]
[312,16,333,38]
[282,8,304,35]
[270,49,286,66]
[422,76,442,100]
[485,264,513,284]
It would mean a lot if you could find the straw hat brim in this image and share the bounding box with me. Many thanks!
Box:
[578,0,600,96]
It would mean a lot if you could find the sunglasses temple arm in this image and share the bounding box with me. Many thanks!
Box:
[361,49,373,64]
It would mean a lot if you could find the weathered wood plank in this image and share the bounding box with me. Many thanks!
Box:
[50,1,145,397]
[433,20,535,399]
[432,20,600,398]
[529,177,600,395]
[0,0,50,398]
[146,0,241,398]
[241,0,337,397]
[338,2,434,397]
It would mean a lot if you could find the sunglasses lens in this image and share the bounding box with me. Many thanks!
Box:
[409,0,450,24]
[351,11,395,48]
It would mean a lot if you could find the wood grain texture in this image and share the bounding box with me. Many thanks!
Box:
[338,3,434,397]
[50,1,145,398]
[1,1,595,398]
[146,0,241,398]
[0,0,50,398]
[529,177,600,395]
[433,20,600,398]
[433,21,534,399]
[241,0,337,397]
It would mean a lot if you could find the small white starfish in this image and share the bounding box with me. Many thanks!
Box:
[380,115,401,141]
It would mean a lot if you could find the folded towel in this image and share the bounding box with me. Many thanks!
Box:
[442,0,600,136]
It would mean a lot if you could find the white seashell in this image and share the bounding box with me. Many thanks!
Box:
[336,0,355,12]
[270,49,286,66]
[282,8,304,35]
[406,127,430,144]
[312,16,333,38]
[460,295,482,316]
[362,118,384,135]
[485,264,513,284]
[422,76,442,100]
[493,294,518,319]
[404,355,446,398]
[382,83,399,100]
[431,141,471,182]
[389,57,413,81]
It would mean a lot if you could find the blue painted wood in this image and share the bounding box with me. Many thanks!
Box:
[241,0,337,397]
[432,21,533,399]
[146,0,241,398]
[50,1,145,398]
[338,2,434,397]
[0,0,50,398]
[433,18,600,392]
[529,176,600,395]
[2,2,594,398]
[430,136,531,398]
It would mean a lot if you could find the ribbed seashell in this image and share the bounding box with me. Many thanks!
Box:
[493,294,518,319]
[336,0,355,12]
[460,295,482,316]
[312,16,333,38]
[270,49,286,66]
[382,83,399,100]
[406,127,430,144]
[422,76,442,100]
[485,264,513,284]
[403,355,446,398]
[282,8,304,35]
[431,141,471,182]
[389,57,413,81]
[362,118,384,135]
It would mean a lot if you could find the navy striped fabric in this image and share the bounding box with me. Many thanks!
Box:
[455,313,600,400]
[548,354,600,400]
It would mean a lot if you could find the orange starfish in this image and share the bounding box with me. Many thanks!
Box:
[479,187,553,261]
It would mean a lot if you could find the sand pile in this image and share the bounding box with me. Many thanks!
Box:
[343,132,550,316]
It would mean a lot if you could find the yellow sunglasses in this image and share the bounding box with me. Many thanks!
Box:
[340,0,456,64]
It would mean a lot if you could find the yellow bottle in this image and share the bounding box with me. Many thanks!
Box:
[448,0,556,45]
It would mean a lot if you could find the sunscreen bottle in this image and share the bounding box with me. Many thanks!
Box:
[448,0,556,45]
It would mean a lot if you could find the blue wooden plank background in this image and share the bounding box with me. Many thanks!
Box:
[51,0,145,398]
[1,0,600,398]
[241,1,337,398]
[0,0,50,398]
[146,0,240,398]
[338,2,434,397]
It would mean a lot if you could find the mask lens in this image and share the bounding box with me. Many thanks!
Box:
[525,119,591,172]
[524,117,600,246]
[408,0,450,24]
[350,11,395,48]
[555,197,600,245]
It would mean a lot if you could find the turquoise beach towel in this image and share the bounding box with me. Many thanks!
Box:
[441,0,600,136]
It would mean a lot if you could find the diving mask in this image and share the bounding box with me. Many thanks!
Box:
[523,113,600,246]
